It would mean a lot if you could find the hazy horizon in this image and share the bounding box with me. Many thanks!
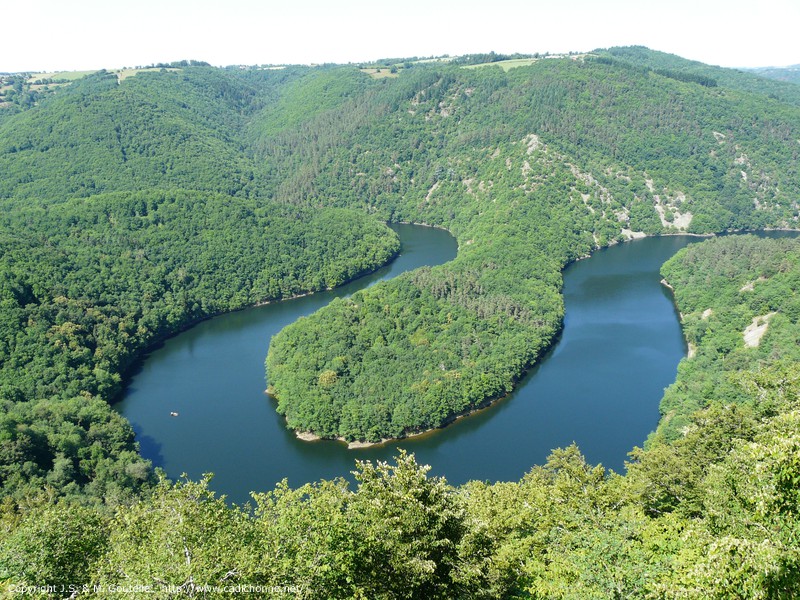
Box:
[5,0,799,73]
[4,50,800,76]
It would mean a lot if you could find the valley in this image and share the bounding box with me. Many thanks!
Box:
[1,47,799,597]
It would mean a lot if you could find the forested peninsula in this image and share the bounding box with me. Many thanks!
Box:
[265,48,800,443]
[1,48,800,597]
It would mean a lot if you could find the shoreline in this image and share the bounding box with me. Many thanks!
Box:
[113,238,402,404]
[286,324,566,451]
[395,219,451,232]
[287,226,800,450]
[660,277,691,353]
[566,229,714,265]
[291,391,516,449]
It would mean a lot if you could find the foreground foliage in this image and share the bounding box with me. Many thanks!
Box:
[1,360,797,598]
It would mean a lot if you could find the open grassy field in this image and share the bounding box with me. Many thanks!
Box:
[463,57,539,71]
[28,70,97,82]
[360,67,400,79]
[463,55,593,71]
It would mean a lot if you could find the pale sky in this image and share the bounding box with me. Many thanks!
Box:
[4,0,799,73]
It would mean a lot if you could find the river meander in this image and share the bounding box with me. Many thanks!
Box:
[117,226,759,504]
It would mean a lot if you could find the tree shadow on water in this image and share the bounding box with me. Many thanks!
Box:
[131,423,166,469]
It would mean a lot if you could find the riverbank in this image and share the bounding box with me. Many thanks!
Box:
[661,277,697,358]
[292,392,507,449]
[120,230,710,500]
[288,230,715,451]
[114,233,402,404]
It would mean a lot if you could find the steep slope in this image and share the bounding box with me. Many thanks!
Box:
[655,235,800,440]
[601,45,800,106]
[264,53,800,442]
[0,68,267,202]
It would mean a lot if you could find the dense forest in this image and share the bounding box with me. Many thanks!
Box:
[1,47,799,597]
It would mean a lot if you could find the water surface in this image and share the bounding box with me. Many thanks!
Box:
[119,230,712,504]
[117,224,457,500]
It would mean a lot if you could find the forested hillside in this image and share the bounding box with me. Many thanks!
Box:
[0,69,261,200]
[603,46,800,106]
[0,48,799,597]
[265,50,800,442]
[0,67,401,500]
[656,235,800,440]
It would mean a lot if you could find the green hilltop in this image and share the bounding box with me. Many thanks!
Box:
[1,47,799,597]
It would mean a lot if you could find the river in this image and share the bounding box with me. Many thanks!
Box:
[116,226,732,504]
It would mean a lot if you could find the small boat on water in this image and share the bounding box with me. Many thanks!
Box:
[169,411,179,417]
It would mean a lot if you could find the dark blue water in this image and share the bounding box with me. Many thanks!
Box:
[118,229,709,504]
[116,224,457,500]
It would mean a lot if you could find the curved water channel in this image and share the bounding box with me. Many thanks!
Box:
[118,226,787,504]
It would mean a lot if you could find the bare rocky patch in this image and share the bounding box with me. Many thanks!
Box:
[743,313,776,347]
